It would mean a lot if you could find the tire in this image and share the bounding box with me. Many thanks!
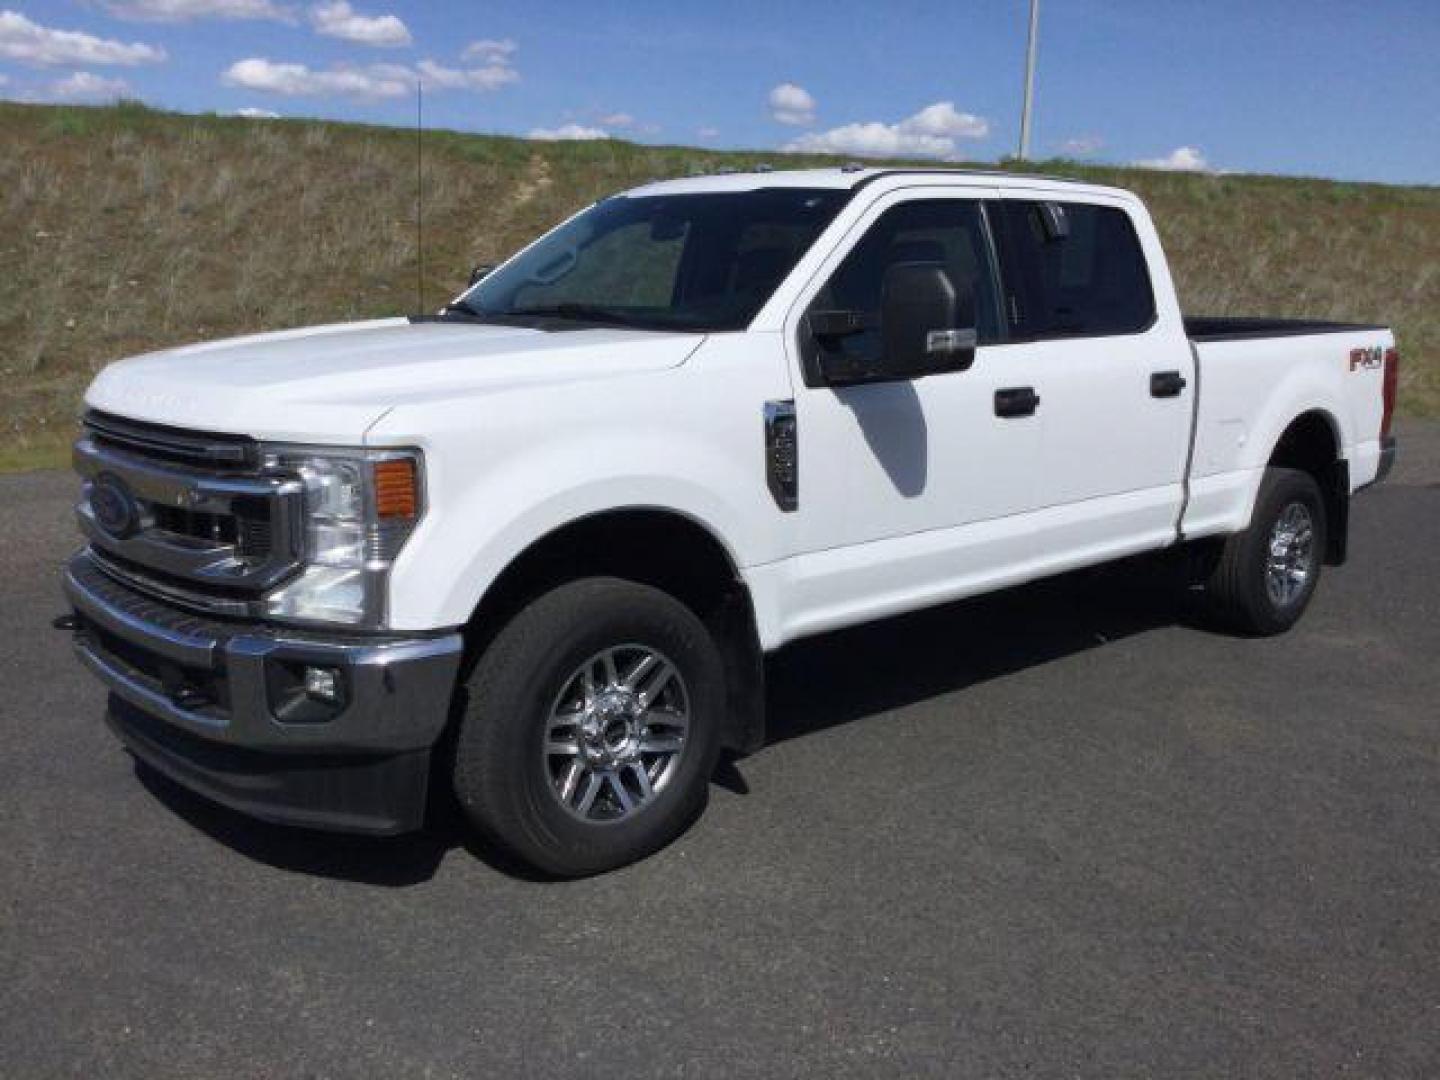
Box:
[1202,467,1327,636]
[452,577,725,877]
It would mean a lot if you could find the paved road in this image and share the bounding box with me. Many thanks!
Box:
[3,424,1438,1079]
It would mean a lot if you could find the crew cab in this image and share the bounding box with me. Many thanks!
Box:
[62,167,1400,876]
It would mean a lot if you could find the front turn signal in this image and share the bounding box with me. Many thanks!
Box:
[373,458,419,519]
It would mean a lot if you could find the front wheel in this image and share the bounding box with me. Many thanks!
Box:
[1202,467,1327,636]
[452,577,725,877]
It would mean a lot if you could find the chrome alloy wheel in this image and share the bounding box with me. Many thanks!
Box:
[544,646,690,822]
[1265,501,1316,608]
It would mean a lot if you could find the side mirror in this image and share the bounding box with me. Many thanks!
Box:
[804,264,978,387]
[808,309,870,339]
[880,263,976,377]
[468,263,495,287]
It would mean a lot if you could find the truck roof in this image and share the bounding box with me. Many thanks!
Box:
[622,166,1135,201]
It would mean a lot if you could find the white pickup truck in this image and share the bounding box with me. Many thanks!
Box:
[63,167,1399,875]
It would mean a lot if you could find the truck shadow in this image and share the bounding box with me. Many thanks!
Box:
[760,560,1200,749]
[134,556,1204,885]
[133,763,464,886]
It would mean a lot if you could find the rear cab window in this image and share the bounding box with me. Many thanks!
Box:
[991,201,1155,339]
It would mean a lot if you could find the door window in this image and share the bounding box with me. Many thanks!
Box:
[992,201,1155,338]
[808,199,1003,376]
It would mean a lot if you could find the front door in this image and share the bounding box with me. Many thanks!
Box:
[776,188,1048,636]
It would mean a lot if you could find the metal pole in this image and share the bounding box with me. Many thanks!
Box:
[1019,0,1039,159]
[415,80,424,315]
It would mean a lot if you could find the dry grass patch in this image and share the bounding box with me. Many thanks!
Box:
[1,102,1435,471]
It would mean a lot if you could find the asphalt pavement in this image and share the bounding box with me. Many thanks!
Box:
[2,423,1437,1078]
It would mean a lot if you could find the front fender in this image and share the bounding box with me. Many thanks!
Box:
[383,428,773,632]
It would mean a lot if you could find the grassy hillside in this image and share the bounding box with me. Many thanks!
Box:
[2,101,1436,469]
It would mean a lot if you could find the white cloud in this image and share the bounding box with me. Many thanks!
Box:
[784,101,989,160]
[901,101,988,140]
[234,105,280,117]
[768,81,815,126]
[222,54,518,98]
[1058,135,1103,158]
[103,0,295,22]
[1133,145,1210,172]
[696,125,719,140]
[527,123,609,141]
[49,71,131,99]
[416,57,516,92]
[222,57,411,98]
[309,2,410,47]
[599,111,633,128]
[461,38,515,64]
[0,11,166,67]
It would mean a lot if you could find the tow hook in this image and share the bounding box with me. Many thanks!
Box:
[52,614,77,631]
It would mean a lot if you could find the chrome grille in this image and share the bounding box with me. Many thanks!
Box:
[74,415,303,607]
[152,504,240,545]
[150,499,272,557]
[238,515,273,558]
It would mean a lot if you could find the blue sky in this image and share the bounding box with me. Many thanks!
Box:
[2,0,1436,184]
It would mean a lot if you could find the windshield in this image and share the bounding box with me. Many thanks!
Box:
[454,188,850,332]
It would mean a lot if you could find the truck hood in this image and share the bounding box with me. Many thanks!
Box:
[85,317,706,444]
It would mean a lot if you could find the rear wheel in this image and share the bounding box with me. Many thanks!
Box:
[452,577,724,877]
[1203,467,1326,636]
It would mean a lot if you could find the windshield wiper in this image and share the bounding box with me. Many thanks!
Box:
[508,302,656,328]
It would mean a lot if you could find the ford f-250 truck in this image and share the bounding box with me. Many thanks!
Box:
[62,167,1400,876]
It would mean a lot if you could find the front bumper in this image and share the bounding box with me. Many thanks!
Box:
[64,550,463,835]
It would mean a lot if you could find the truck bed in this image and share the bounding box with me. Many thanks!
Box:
[1180,316,1394,545]
[1185,316,1385,342]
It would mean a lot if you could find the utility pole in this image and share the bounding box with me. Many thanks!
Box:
[1018,0,1039,159]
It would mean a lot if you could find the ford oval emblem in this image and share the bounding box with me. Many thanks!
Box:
[90,473,139,539]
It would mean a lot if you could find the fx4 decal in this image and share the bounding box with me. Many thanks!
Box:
[1349,346,1384,371]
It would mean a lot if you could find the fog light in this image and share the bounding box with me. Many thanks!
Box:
[304,665,341,703]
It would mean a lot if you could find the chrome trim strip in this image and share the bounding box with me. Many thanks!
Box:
[63,560,217,669]
[88,548,261,619]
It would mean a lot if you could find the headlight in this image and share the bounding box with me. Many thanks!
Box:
[259,446,423,627]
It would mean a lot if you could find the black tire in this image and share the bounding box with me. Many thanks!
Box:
[1202,467,1327,636]
[452,577,724,877]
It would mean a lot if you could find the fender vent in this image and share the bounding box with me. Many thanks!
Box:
[764,400,798,512]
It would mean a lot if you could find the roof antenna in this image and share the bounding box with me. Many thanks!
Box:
[414,78,424,315]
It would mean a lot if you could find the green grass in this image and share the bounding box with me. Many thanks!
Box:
[0,434,71,473]
[2,100,1436,472]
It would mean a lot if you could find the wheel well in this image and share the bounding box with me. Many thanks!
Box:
[1267,411,1348,564]
[463,510,765,752]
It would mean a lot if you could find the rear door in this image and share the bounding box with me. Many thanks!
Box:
[989,195,1195,557]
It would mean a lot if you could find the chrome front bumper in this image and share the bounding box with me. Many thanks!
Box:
[64,550,464,834]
